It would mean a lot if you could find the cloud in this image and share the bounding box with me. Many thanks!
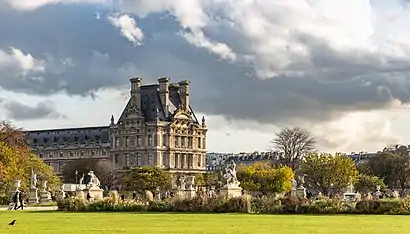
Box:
[2,1,410,152]
[108,14,144,46]
[1,99,65,120]
[0,47,45,76]
[4,0,108,11]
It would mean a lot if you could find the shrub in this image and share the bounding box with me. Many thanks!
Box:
[57,197,86,211]
[0,195,10,205]
[57,194,410,215]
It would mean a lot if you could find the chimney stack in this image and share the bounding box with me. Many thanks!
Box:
[158,77,170,117]
[129,77,142,109]
[178,80,190,111]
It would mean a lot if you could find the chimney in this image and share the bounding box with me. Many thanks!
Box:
[129,77,142,109]
[178,80,190,111]
[158,77,170,116]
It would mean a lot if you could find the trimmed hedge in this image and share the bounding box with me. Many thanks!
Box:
[57,195,410,215]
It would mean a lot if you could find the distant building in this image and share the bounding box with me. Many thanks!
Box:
[345,144,410,165]
[25,77,208,175]
[206,151,282,171]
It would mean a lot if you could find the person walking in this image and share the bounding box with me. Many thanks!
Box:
[12,191,19,210]
[16,191,24,210]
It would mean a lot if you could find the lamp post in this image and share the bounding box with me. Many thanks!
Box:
[75,170,78,188]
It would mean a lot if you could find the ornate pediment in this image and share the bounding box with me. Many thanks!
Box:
[119,101,144,122]
[172,109,191,120]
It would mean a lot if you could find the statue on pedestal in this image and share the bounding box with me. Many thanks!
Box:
[87,171,100,188]
[223,161,240,187]
[30,169,37,189]
[179,175,186,190]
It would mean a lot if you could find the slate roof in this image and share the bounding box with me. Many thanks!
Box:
[26,82,199,148]
[121,83,199,123]
[25,126,110,148]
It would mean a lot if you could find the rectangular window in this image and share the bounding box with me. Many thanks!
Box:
[137,136,141,146]
[197,137,201,149]
[148,153,153,165]
[162,153,166,167]
[162,134,166,146]
[181,136,186,148]
[125,153,129,167]
[174,154,178,168]
[188,137,193,148]
[125,136,129,147]
[60,152,63,157]
[136,153,140,166]
[174,136,179,148]
[198,155,201,167]
[148,135,153,146]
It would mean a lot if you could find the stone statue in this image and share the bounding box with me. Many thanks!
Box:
[297,174,306,189]
[291,178,297,190]
[186,176,195,190]
[179,175,186,190]
[223,161,239,187]
[79,174,85,186]
[30,169,37,189]
[87,171,101,188]
[41,180,48,192]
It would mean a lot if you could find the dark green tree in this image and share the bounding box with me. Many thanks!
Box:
[122,166,172,192]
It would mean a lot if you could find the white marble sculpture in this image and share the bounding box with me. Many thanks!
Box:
[291,178,297,190]
[41,180,48,192]
[223,161,240,188]
[297,174,307,189]
[30,169,37,189]
[79,174,85,186]
[179,175,186,190]
[87,171,101,188]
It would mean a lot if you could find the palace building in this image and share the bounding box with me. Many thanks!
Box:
[25,77,208,175]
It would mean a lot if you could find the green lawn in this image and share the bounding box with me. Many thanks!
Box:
[0,211,409,234]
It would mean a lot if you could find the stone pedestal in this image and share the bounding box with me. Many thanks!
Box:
[296,187,306,198]
[290,189,297,197]
[39,191,52,204]
[220,185,243,198]
[83,187,103,200]
[75,189,85,199]
[184,189,196,199]
[28,188,39,204]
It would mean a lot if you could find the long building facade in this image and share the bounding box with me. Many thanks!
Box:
[25,77,208,175]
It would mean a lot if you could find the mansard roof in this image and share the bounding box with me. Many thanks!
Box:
[25,126,110,147]
[120,83,199,123]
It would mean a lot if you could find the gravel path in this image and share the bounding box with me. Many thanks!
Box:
[0,206,58,211]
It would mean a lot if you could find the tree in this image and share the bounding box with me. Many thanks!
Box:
[193,172,218,187]
[271,127,316,170]
[300,153,358,196]
[122,166,172,192]
[62,158,115,188]
[0,122,60,194]
[237,161,294,194]
[354,174,386,194]
[363,152,410,189]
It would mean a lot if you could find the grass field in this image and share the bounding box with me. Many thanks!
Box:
[0,211,409,234]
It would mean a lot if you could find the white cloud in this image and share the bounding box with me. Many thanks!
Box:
[0,47,45,76]
[5,0,108,11]
[115,0,410,79]
[108,14,144,46]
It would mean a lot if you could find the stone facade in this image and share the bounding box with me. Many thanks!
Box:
[25,77,207,175]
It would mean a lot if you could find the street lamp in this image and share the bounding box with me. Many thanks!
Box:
[75,170,78,188]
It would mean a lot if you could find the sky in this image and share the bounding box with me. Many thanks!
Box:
[1,0,410,154]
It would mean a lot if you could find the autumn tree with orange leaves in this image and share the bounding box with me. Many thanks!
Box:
[0,121,59,195]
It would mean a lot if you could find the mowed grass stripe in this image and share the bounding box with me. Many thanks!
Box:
[0,211,409,234]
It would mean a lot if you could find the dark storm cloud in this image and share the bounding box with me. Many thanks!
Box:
[1,5,410,125]
[1,100,65,120]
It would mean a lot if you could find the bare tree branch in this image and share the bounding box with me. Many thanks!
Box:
[271,127,316,170]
